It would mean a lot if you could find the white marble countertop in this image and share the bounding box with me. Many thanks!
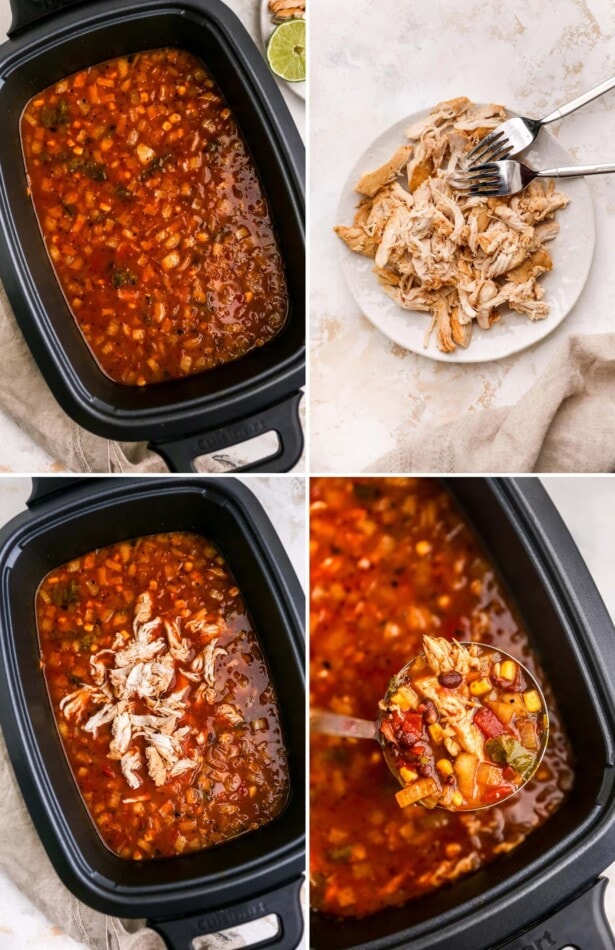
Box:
[310,0,615,472]
[0,475,306,949]
[0,0,305,473]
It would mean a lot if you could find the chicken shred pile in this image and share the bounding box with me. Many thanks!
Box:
[268,0,305,19]
[335,97,569,353]
[420,636,485,758]
[59,590,228,791]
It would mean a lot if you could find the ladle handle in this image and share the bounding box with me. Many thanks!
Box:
[310,710,378,741]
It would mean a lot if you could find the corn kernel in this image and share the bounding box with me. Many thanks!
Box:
[436,758,453,776]
[523,689,542,713]
[415,540,432,557]
[399,767,418,784]
[501,660,517,681]
[470,678,492,697]
[452,791,463,808]
[428,723,444,743]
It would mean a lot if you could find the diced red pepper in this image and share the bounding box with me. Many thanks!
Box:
[474,707,510,738]
[401,713,424,743]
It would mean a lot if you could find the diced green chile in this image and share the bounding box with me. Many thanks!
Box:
[140,152,172,181]
[327,846,353,863]
[112,267,138,289]
[40,99,70,129]
[82,160,107,182]
[51,578,80,610]
[486,735,536,780]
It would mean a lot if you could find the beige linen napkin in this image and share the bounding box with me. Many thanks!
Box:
[0,284,166,473]
[0,726,164,949]
[371,333,615,474]
[0,724,263,948]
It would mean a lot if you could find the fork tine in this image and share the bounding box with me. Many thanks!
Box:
[455,166,499,181]
[450,169,499,187]
[466,130,504,165]
[480,142,513,164]
[466,140,507,168]
[453,179,504,196]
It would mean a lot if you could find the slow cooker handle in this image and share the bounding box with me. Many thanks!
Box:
[8,0,80,36]
[149,392,303,473]
[148,876,303,950]
[499,877,615,949]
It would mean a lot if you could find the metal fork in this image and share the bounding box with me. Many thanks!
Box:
[452,159,615,197]
[466,75,615,166]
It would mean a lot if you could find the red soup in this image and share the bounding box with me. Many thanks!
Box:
[310,477,574,918]
[37,531,289,860]
[21,48,288,386]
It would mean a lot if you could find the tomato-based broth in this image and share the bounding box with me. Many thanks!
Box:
[37,532,289,860]
[21,49,288,386]
[310,478,574,918]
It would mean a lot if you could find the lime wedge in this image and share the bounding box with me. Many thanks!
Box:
[267,19,306,83]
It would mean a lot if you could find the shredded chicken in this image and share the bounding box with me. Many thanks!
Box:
[268,0,305,19]
[192,638,228,688]
[121,750,142,789]
[108,711,132,759]
[83,701,119,736]
[218,703,244,726]
[335,98,569,352]
[61,593,233,791]
[184,616,224,640]
[423,635,480,676]
[164,618,192,663]
[417,638,485,757]
[124,655,175,699]
[133,591,153,628]
[145,745,166,787]
[59,685,105,722]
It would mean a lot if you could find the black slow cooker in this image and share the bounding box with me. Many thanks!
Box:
[0,476,305,949]
[0,0,305,472]
[311,477,615,950]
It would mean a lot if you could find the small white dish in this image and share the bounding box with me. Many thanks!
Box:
[259,0,306,101]
[336,105,596,363]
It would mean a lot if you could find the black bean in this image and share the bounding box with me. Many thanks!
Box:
[420,699,439,724]
[438,670,463,689]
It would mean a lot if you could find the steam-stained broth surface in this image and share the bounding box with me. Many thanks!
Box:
[21,49,288,386]
[310,477,573,918]
[37,531,289,860]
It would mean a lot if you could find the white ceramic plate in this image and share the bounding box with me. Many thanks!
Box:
[259,0,306,101]
[336,106,596,363]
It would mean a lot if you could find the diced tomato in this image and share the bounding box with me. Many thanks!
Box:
[474,707,510,738]
[483,784,513,804]
[401,713,424,736]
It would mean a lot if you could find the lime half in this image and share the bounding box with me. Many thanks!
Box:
[267,19,306,83]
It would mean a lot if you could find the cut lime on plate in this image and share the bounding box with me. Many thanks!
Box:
[267,19,306,83]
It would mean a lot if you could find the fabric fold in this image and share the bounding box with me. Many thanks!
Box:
[371,334,615,474]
